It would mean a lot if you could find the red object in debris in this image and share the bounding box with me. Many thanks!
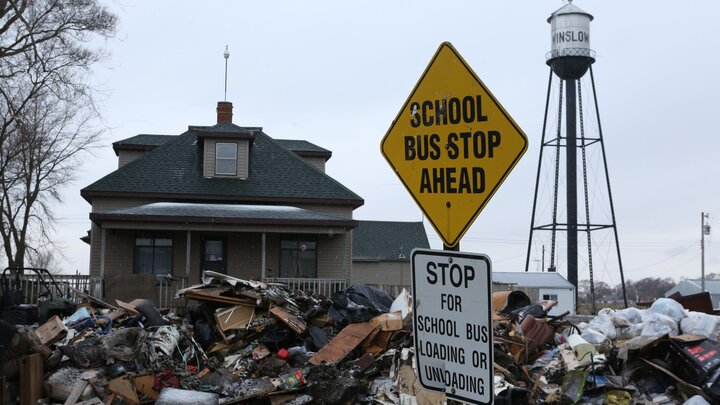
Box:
[278,348,289,359]
[520,315,553,352]
[186,365,197,374]
[295,369,305,385]
[153,370,180,391]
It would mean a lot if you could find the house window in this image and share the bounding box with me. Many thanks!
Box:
[215,142,237,175]
[134,235,173,274]
[280,237,317,278]
[542,294,558,301]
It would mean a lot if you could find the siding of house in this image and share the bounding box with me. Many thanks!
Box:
[91,225,351,302]
[303,157,325,173]
[89,198,158,278]
[316,234,350,280]
[100,229,187,305]
[118,150,146,168]
[539,287,574,316]
[490,284,575,315]
[352,262,410,286]
[203,139,250,179]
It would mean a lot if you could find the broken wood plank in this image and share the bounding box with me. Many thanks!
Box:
[309,322,377,365]
[20,353,43,405]
[270,307,306,334]
[214,305,255,332]
[34,315,67,345]
[64,283,118,310]
[183,289,259,308]
[369,311,403,332]
[115,299,140,315]
[132,374,158,401]
[64,380,89,405]
[104,394,115,405]
[107,376,139,404]
[75,398,104,405]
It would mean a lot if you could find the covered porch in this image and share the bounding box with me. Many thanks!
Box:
[89,202,356,304]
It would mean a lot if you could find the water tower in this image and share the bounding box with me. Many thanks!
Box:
[525,1,627,312]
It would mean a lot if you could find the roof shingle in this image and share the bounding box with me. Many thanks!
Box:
[83,124,363,206]
[353,220,430,262]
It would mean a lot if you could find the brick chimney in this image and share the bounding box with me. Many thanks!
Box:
[217,101,233,124]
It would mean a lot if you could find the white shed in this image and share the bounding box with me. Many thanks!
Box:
[492,272,576,316]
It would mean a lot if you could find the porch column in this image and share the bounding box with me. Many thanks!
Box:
[100,228,106,278]
[186,231,191,276]
[261,232,266,281]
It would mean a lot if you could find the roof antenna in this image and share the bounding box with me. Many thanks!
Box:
[223,45,230,101]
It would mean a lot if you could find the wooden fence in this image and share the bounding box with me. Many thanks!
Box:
[1,272,95,305]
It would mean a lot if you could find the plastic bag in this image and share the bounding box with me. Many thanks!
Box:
[614,307,645,325]
[641,312,679,337]
[585,312,617,340]
[683,395,712,405]
[681,311,720,341]
[330,285,394,324]
[581,328,607,345]
[616,323,644,340]
[647,298,685,324]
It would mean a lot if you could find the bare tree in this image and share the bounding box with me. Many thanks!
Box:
[0,0,116,270]
[624,277,676,303]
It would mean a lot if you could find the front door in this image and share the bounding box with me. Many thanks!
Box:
[201,236,227,274]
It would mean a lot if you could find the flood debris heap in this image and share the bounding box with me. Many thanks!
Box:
[2,272,720,404]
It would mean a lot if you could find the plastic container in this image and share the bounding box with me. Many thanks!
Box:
[567,334,596,367]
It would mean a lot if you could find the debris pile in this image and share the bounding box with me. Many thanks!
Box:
[2,272,720,404]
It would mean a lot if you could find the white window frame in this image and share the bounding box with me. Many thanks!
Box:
[215,142,238,175]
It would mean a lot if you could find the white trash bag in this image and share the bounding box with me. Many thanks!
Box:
[647,298,685,324]
[680,311,720,341]
[641,312,679,337]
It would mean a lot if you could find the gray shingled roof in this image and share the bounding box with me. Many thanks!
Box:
[492,272,575,289]
[112,134,176,156]
[114,134,176,147]
[275,139,332,161]
[353,220,430,262]
[83,124,363,206]
[274,139,331,154]
[91,202,357,227]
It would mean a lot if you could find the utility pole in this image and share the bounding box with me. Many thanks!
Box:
[702,212,711,292]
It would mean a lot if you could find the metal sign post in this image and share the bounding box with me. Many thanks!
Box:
[412,249,493,404]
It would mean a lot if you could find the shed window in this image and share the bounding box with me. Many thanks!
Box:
[280,237,317,278]
[134,235,173,275]
[542,294,558,301]
[215,142,237,175]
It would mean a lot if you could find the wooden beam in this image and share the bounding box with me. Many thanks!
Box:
[63,380,89,405]
[20,354,43,405]
[269,307,306,334]
[309,322,377,365]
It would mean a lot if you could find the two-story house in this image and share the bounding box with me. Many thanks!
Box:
[81,102,364,303]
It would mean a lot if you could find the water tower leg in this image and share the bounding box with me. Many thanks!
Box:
[566,78,579,310]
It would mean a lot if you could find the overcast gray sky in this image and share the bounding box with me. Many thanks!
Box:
[55,1,719,287]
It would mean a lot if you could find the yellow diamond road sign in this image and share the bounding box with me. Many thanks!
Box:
[381,42,528,248]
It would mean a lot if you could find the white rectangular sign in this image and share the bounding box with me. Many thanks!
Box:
[412,248,493,404]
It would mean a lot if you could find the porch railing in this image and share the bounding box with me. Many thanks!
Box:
[157,275,188,309]
[264,277,346,298]
[2,273,95,305]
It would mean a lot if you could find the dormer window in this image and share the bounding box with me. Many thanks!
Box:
[215,142,238,175]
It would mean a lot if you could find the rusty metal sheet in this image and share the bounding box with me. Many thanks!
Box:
[309,322,377,365]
